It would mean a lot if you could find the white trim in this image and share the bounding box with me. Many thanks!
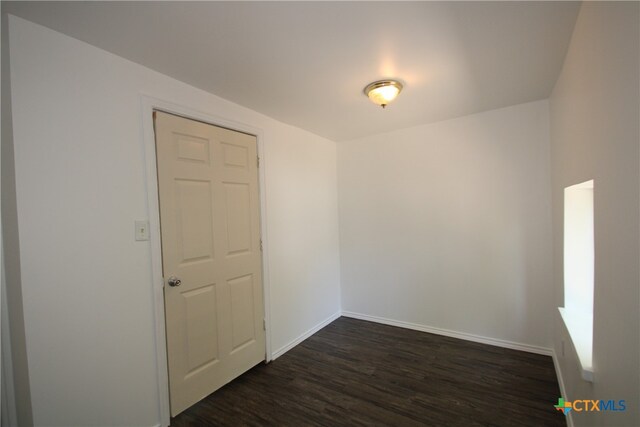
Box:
[256,132,272,363]
[139,95,272,427]
[271,311,342,360]
[1,255,18,427]
[341,311,553,356]
[140,97,170,427]
[552,349,573,427]
[557,307,593,382]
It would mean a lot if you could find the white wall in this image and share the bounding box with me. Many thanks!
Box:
[6,15,341,427]
[338,100,553,349]
[549,2,639,426]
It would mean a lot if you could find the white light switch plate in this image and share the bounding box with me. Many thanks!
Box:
[135,220,150,241]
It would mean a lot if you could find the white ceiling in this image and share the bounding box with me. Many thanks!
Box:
[3,1,580,142]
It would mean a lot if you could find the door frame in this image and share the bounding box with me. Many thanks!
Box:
[140,95,272,427]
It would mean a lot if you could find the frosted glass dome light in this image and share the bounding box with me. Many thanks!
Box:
[364,80,403,108]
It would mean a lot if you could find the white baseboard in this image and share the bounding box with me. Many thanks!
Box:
[341,311,553,356]
[551,349,573,427]
[271,311,342,360]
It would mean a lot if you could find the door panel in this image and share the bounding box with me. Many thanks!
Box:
[183,284,219,372]
[154,111,265,416]
[224,183,252,255]
[221,142,249,169]
[229,274,257,350]
[175,179,214,262]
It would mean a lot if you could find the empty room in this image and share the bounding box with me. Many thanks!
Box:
[1,1,638,426]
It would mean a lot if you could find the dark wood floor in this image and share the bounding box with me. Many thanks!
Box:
[171,317,565,426]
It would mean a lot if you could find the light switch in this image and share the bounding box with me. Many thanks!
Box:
[135,220,150,241]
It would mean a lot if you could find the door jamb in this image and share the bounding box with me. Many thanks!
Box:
[140,95,272,427]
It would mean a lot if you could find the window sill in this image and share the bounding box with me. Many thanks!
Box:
[558,307,594,382]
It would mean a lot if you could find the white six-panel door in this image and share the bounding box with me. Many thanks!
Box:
[154,111,265,416]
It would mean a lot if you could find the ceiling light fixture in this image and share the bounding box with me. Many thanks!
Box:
[364,79,403,108]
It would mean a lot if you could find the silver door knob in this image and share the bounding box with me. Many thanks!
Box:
[167,276,182,287]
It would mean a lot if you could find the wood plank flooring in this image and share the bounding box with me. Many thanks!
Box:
[171,317,565,426]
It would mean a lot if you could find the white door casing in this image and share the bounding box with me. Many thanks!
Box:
[154,111,266,416]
